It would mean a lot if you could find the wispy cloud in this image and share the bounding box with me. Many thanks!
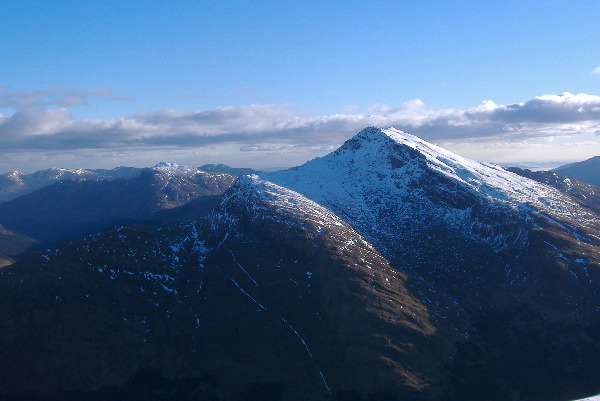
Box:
[2,92,600,167]
[0,86,131,109]
[592,67,600,75]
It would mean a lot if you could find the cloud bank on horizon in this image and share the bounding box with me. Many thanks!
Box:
[2,89,600,173]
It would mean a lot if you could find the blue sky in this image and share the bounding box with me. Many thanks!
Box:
[2,0,600,173]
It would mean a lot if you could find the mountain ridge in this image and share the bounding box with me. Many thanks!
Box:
[2,127,600,400]
[0,167,237,259]
[0,166,143,203]
[264,127,600,314]
[554,156,600,187]
[0,163,251,204]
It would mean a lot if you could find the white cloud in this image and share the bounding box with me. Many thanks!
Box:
[2,92,600,172]
[0,108,73,139]
[592,66,600,75]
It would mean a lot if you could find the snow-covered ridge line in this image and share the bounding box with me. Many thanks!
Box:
[265,127,598,228]
[381,128,598,221]
[223,174,349,230]
[369,129,553,206]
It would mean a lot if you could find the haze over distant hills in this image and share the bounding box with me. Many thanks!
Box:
[2,128,600,400]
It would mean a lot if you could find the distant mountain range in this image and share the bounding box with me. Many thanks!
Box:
[0,163,238,263]
[2,128,600,400]
[0,166,143,203]
[0,163,257,204]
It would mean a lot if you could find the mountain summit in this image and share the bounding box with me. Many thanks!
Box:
[1,127,600,400]
[266,127,595,221]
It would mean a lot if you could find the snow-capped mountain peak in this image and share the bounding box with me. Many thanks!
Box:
[339,127,543,204]
[151,162,197,176]
[267,127,597,226]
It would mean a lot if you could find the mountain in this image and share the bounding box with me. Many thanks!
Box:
[0,177,440,400]
[2,127,600,400]
[0,164,253,205]
[261,128,600,398]
[554,156,600,187]
[508,167,600,213]
[0,164,236,255]
[0,166,143,203]
[265,127,600,316]
[198,163,258,176]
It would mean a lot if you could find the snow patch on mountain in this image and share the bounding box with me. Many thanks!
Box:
[381,128,595,221]
[152,162,198,176]
[573,396,600,401]
[218,174,349,232]
[211,174,391,279]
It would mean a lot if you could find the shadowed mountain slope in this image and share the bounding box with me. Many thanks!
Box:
[0,165,236,251]
[0,166,143,203]
[554,156,600,187]
[0,174,447,401]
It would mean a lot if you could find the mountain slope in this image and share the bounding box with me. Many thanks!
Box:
[264,127,600,322]
[0,166,236,249]
[554,156,600,187]
[0,166,143,203]
[508,167,600,214]
[0,223,37,267]
[263,127,600,399]
[0,175,449,401]
[2,128,600,400]
[198,163,257,176]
